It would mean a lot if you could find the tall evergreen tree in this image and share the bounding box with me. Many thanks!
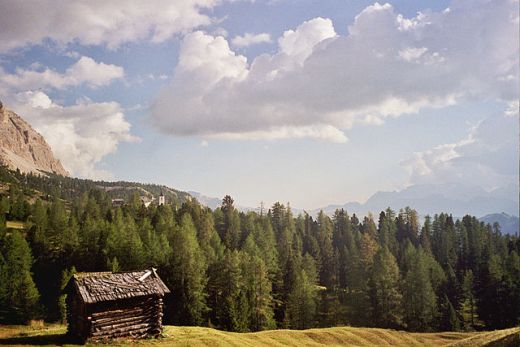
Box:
[317,211,335,288]
[0,231,40,323]
[420,216,433,254]
[403,248,437,331]
[218,195,241,250]
[166,214,208,325]
[377,208,398,255]
[438,294,460,331]
[369,246,403,328]
[213,250,249,331]
[460,270,482,330]
[58,266,76,323]
[242,254,276,331]
[287,255,318,329]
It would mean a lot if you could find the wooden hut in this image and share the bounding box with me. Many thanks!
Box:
[64,269,170,342]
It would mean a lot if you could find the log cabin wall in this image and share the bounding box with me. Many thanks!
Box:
[87,295,164,341]
[65,295,85,340]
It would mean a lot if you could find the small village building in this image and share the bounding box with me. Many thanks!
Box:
[64,269,170,342]
[158,192,165,206]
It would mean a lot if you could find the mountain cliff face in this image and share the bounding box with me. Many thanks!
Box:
[0,101,69,176]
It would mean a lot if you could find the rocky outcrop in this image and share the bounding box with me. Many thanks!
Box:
[0,101,69,176]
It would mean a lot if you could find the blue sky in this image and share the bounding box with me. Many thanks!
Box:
[0,0,518,209]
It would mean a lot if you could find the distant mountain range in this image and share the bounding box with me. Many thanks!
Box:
[188,191,257,212]
[188,191,222,210]
[311,183,518,217]
[309,183,518,234]
[192,182,519,234]
[479,213,519,235]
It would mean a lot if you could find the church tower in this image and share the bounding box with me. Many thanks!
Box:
[158,192,165,206]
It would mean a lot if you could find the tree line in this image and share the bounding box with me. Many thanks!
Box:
[0,169,518,332]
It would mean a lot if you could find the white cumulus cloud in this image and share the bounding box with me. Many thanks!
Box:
[8,91,139,179]
[232,33,272,47]
[0,1,231,52]
[151,0,519,142]
[1,56,124,90]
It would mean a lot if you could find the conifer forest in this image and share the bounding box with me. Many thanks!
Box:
[0,166,518,332]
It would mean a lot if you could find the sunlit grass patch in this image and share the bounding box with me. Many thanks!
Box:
[6,220,26,229]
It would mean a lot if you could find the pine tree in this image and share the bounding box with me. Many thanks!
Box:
[477,254,510,329]
[140,217,171,267]
[213,250,249,331]
[377,208,398,255]
[30,198,71,321]
[167,214,208,325]
[251,216,279,283]
[420,215,433,254]
[47,198,69,253]
[107,257,120,272]
[242,254,276,331]
[357,228,379,324]
[369,246,403,328]
[438,294,460,331]
[9,186,28,221]
[397,207,420,245]
[502,250,520,327]
[198,209,219,263]
[317,211,335,288]
[460,270,482,330]
[28,200,47,246]
[0,196,10,220]
[343,234,370,326]
[403,248,437,331]
[287,255,318,329]
[58,266,76,323]
[106,212,146,270]
[359,231,379,270]
[0,231,40,323]
[218,195,241,250]
[432,214,457,270]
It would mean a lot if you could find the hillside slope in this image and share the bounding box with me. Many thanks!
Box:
[0,164,192,208]
[0,325,518,346]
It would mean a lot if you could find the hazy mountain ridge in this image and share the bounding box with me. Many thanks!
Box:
[188,191,258,212]
[479,213,519,235]
[193,183,518,234]
[187,191,222,210]
[313,183,518,217]
[0,101,69,177]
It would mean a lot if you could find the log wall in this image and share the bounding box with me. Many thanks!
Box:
[66,295,87,340]
[68,295,164,342]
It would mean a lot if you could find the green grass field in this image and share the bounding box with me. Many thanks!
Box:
[0,324,518,346]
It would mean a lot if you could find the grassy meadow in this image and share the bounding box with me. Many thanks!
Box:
[0,324,518,346]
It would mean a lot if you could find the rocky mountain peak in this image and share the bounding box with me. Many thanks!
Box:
[0,101,70,177]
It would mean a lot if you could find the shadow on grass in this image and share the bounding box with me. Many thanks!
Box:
[486,331,520,347]
[0,333,82,345]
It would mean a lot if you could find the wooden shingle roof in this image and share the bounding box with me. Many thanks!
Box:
[66,269,170,304]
